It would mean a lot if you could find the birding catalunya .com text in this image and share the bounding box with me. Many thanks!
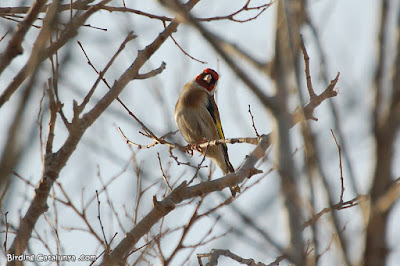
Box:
[7,253,97,263]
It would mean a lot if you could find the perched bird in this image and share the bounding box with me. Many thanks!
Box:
[175,68,240,197]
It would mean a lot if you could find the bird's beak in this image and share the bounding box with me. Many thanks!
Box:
[203,74,212,84]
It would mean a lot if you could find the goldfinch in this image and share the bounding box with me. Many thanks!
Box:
[175,68,240,197]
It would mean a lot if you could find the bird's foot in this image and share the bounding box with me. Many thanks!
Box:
[184,144,194,157]
[193,139,209,153]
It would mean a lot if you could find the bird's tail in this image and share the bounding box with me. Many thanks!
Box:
[211,147,240,197]
[230,185,240,197]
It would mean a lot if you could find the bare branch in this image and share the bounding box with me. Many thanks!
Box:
[373,177,400,215]
[303,195,369,228]
[0,0,61,192]
[198,249,267,266]
[6,0,200,257]
[135,62,167,79]
[294,72,339,123]
[295,35,340,122]
[3,212,9,253]
[197,0,273,23]
[299,35,316,98]
[45,82,58,155]
[96,191,109,248]
[76,32,137,115]
[157,153,173,192]
[0,0,111,107]
[248,104,260,137]
[0,0,47,75]
[331,130,345,204]
[100,134,269,264]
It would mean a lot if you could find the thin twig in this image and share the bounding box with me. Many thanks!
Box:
[198,0,273,23]
[3,212,9,253]
[157,153,173,191]
[163,21,206,64]
[331,129,344,203]
[169,147,207,170]
[188,145,209,185]
[124,234,160,260]
[76,32,137,115]
[300,34,316,98]
[248,104,260,137]
[303,195,369,228]
[96,190,109,248]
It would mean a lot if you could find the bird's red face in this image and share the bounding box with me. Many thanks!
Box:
[195,68,219,92]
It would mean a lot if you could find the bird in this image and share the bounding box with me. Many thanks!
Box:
[175,68,240,197]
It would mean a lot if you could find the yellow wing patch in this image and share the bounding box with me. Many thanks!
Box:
[215,118,225,140]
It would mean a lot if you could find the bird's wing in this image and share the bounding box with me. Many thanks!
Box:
[206,95,225,141]
[206,95,234,173]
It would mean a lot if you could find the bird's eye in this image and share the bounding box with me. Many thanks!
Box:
[203,74,212,83]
